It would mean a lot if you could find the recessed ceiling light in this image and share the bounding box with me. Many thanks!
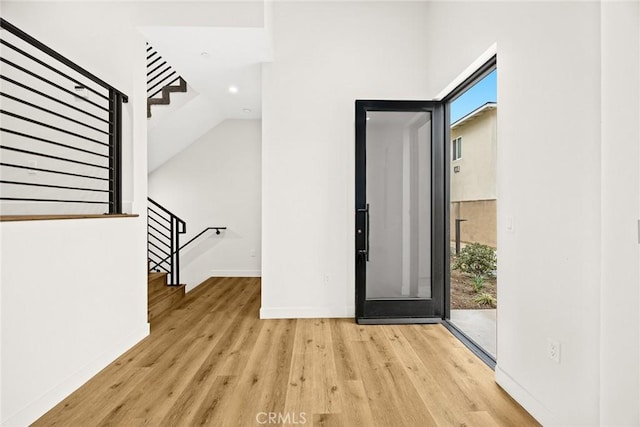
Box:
[228,85,239,94]
[242,108,252,113]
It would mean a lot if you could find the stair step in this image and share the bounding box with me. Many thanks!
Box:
[148,284,185,325]
[147,77,187,118]
[148,271,168,295]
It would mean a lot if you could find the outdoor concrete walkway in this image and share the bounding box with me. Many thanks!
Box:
[450,309,496,358]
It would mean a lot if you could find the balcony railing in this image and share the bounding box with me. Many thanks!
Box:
[0,18,128,215]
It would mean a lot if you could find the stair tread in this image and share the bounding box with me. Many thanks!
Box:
[149,282,183,301]
[148,271,167,281]
[148,272,168,294]
[149,283,184,299]
[147,77,187,118]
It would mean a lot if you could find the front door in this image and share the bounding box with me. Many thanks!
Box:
[355,100,446,323]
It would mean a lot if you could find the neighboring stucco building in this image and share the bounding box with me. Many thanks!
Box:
[450,102,497,247]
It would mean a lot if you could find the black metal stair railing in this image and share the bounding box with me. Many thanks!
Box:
[148,197,186,286]
[145,43,188,118]
[0,18,128,215]
[146,43,182,99]
[147,197,227,285]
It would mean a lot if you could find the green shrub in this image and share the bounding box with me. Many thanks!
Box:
[472,275,486,293]
[473,292,496,307]
[452,243,496,277]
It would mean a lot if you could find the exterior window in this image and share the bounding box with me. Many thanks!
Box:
[452,137,462,161]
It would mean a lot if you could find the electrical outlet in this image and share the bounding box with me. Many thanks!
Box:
[547,338,561,363]
[506,216,515,233]
[323,274,330,286]
[250,249,256,258]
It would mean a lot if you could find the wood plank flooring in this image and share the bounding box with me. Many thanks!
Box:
[34,277,539,427]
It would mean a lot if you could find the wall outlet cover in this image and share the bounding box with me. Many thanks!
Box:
[547,338,561,363]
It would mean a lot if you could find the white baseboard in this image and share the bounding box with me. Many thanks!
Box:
[260,306,354,319]
[495,364,554,426]
[1,325,150,427]
[210,270,261,277]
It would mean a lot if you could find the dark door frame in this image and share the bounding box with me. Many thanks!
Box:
[353,56,498,366]
[355,100,446,324]
[440,55,498,368]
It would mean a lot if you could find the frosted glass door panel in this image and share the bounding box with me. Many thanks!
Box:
[365,111,431,300]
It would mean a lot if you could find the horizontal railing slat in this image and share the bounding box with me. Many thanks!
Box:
[0,145,111,169]
[0,92,110,135]
[148,76,181,99]
[0,180,109,193]
[0,75,110,124]
[1,18,128,101]
[0,162,109,181]
[0,197,108,204]
[1,57,109,112]
[1,110,109,146]
[0,38,110,101]
[1,128,109,158]
[1,18,126,216]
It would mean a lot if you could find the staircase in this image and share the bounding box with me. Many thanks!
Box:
[146,197,226,327]
[146,43,187,118]
[148,271,185,326]
[144,44,206,325]
[147,77,187,118]
[147,197,186,327]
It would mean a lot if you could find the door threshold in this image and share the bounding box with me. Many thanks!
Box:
[357,317,442,325]
[442,319,496,369]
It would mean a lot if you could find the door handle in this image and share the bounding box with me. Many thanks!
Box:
[357,204,370,262]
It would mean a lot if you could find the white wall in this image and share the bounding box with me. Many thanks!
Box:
[147,94,225,172]
[600,1,640,425]
[147,81,198,132]
[1,2,149,424]
[421,1,639,425]
[149,119,262,291]
[0,218,149,426]
[0,1,265,425]
[262,0,640,425]
[262,0,432,319]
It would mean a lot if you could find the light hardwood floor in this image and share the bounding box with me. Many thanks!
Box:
[34,277,539,427]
